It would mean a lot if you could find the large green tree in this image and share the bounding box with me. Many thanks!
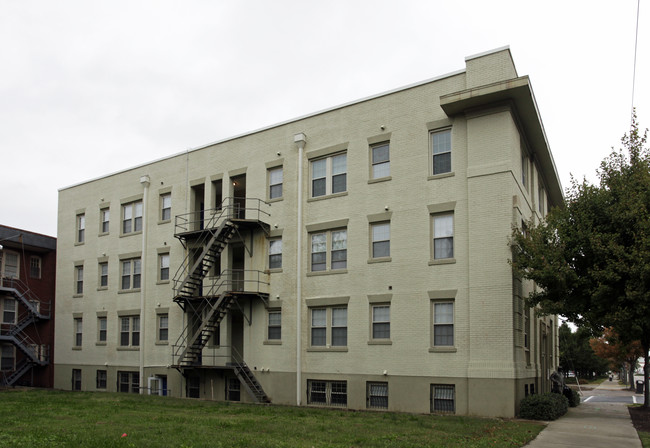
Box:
[511,114,650,405]
[559,323,609,380]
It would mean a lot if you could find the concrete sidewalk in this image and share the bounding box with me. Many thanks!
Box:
[524,380,642,447]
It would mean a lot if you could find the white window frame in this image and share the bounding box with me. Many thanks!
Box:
[76,213,85,243]
[521,144,529,191]
[431,129,451,175]
[307,380,347,407]
[2,298,16,324]
[432,213,454,260]
[366,381,388,409]
[269,238,282,270]
[267,310,281,341]
[118,371,139,393]
[310,153,347,198]
[120,316,140,347]
[100,208,110,234]
[538,185,545,215]
[160,194,172,222]
[370,142,390,179]
[74,318,83,347]
[158,313,168,342]
[122,201,143,234]
[0,250,20,279]
[432,301,454,347]
[310,228,347,272]
[371,222,390,259]
[97,317,107,343]
[268,166,283,200]
[309,306,347,347]
[75,265,84,295]
[371,304,390,340]
[431,384,455,414]
[121,258,141,291]
[99,262,108,288]
[159,253,170,282]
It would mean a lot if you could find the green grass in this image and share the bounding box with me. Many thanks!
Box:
[0,389,544,447]
[639,431,650,447]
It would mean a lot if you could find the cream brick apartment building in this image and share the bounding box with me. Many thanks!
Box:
[55,47,561,417]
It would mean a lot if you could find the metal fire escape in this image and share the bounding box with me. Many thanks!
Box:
[0,277,50,386]
[171,197,271,403]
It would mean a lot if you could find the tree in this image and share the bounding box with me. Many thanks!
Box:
[590,328,643,387]
[511,113,650,406]
[559,323,609,379]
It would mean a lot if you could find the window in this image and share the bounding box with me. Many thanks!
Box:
[118,371,139,393]
[75,266,84,295]
[76,213,85,243]
[269,239,282,270]
[160,194,171,221]
[96,370,107,389]
[1,345,14,370]
[431,129,451,175]
[30,256,41,279]
[72,369,82,391]
[227,378,241,401]
[158,314,168,342]
[371,222,390,258]
[433,214,453,260]
[431,384,455,414]
[120,316,140,347]
[310,307,347,347]
[268,167,283,199]
[98,317,107,342]
[0,250,19,278]
[538,186,545,215]
[100,208,110,233]
[521,147,529,190]
[308,380,347,407]
[267,310,281,340]
[367,382,388,409]
[122,201,143,234]
[371,305,390,339]
[2,299,16,324]
[99,262,108,288]
[311,153,347,197]
[74,318,83,347]
[433,302,454,346]
[159,254,170,281]
[121,258,141,290]
[311,229,347,272]
[371,142,390,179]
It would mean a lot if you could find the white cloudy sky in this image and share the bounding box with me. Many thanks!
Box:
[1,1,648,237]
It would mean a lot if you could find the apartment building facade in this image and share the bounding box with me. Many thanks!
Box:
[54,47,561,417]
[1,225,56,387]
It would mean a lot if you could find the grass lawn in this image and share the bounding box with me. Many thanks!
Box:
[640,431,650,448]
[0,389,544,448]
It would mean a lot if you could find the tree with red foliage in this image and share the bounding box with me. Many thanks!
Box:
[590,328,643,388]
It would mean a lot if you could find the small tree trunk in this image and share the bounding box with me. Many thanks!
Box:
[644,343,649,408]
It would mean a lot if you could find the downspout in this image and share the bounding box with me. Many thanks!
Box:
[294,133,306,406]
[139,175,150,394]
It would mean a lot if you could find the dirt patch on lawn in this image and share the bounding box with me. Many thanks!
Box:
[629,406,650,432]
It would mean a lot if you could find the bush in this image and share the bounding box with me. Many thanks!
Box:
[565,388,580,407]
[519,392,569,420]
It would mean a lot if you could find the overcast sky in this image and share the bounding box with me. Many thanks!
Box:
[1,1,647,238]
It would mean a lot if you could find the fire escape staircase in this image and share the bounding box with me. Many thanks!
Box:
[171,199,271,403]
[0,277,50,386]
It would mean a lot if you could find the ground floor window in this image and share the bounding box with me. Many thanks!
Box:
[72,369,82,391]
[366,382,388,409]
[96,370,107,389]
[227,378,241,401]
[188,376,200,398]
[118,371,139,393]
[431,384,455,414]
[307,380,347,407]
[1,344,14,370]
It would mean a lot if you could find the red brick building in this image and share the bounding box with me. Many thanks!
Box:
[0,225,55,387]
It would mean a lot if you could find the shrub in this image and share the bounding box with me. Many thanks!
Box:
[519,392,569,420]
[568,388,580,407]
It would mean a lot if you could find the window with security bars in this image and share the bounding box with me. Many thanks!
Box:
[308,380,347,407]
[96,370,107,389]
[118,371,139,393]
[431,384,455,414]
[367,382,388,409]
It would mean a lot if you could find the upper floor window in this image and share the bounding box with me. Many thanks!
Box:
[521,145,529,191]
[371,304,390,340]
[99,262,108,288]
[269,239,282,270]
[371,222,390,259]
[432,214,454,260]
[121,258,141,290]
[75,266,84,295]
[268,167,283,200]
[30,256,41,279]
[158,314,168,342]
[310,307,347,347]
[433,301,454,347]
[159,254,170,282]
[538,186,545,215]
[267,310,281,340]
[122,201,143,234]
[74,317,83,347]
[100,208,110,234]
[311,229,347,272]
[1,299,16,324]
[76,214,85,243]
[311,153,346,198]
[371,142,390,179]
[0,251,19,278]
[120,316,140,347]
[97,317,107,342]
[431,129,451,175]
[160,194,171,222]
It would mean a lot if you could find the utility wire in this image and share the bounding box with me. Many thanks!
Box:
[631,0,641,126]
